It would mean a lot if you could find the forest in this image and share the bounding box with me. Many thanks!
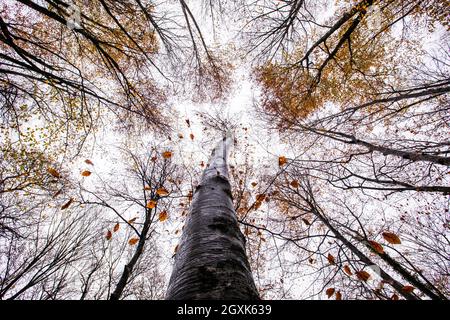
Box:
[0,0,448,300]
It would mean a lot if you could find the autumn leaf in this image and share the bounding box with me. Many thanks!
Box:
[278,156,287,166]
[106,230,112,241]
[356,270,371,282]
[185,119,190,127]
[290,180,299,188]
[200,161,205,167]
[81,170,91,177]
[85,159,94,166]
[251,182,258,187]
[401,285,415,293]
[61,198,74,210]
[343,265,353,276]
[146,200,157,209]
[159,210,168,222]
[368,240,385,254]
[144,185,151,190]
[190,133,194,140]
[174,244,179,254]
[254,201,262,210]
[178,133,184,139]
[151,156,157,162]
[128,217,137,224]
[113,223,120,232]
[128,238,139,245]
[156,187,169,196]
[382,232,401,244]
[327,253,336,265]
[47,167,61,178]
[335,291,342,300]
[256,194,266,202]
[302,218,311,225]
[391,294,399,300]
[244,226,251,236]
[162,151,172,159]
[325,288,335,298]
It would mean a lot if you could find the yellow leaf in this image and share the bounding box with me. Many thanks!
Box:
[128,238,139,245]
[81,170,91,177]
[278,156,287,166]
[61,198,74,210]
[326,288,335,298]
[162,151,172,159]
[382,232,401,244]
[85,159,94,166]
[47,167,61,178]
[113,223,120,232]
[401,285,415,293]
[106,230,112,240]
[335,291,342,300]
[356,270,371,282]
[156,188,169,196]
[146,200,157,209]
[159,210,168,222]
[290,180,299,188]
[327,253,336,265]
[368,240,385,254]
[343,265,353,276]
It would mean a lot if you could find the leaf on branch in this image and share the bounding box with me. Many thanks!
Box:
[335,291,342,300]
[343,265,353,276]
[190,133,194,140]
[251,182,258,187]
[256,194,266,202]
[368,240,385,254]
[159,210,168,222]
[156,188,169,196]
[81,170,92,177]
[162,151,172,159]
[174,244,179,254]
[128,217,137,224]
[401,285,415,293]
[128,238,139,245]
[85,159,94,166]
[178,133,184,139]
[47,167,61,178]
[326,288,335,298]
[61,198,74,210]
[391,294,399,300]
[290,180,299,188]
[146,200,157,209]
[106,230,112,241]
[113,223,120,232]
[327,253,336,265]
[382,232,401,244]
[302,218,311,225]
[278,156,287,166]
[356,270,371,282]
[144,185,151,190]
[185,119,190,127]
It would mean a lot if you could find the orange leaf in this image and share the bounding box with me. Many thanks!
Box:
[335,291,342,300]
[162,151,172,159]
[325,288,335,298]
[81,170,91,177]
[156,188,169,196]
[327,253,336,265]
[343,265,353,276]
[254,201,262,210]
[113,223,120,232]
[128,238,139,245]
[146,200,157,209]
[382,232,401,244]
[290,180,299,188]
[356,270,371,282]
[85,159,94,166]
[47,167,61,178]
[61,198,74,210]
[368,240,385,254]
[190,133,194,140]
[159,210,168,222]
[278,156,287,166]
[106,230,112,240]
[401,285,415,293]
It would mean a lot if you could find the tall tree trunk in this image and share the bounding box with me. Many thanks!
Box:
[166,134,259,300]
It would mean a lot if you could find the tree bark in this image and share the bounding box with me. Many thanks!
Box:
[166,134,259,300]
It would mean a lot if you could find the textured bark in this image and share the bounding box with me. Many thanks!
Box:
[166,135,259,300]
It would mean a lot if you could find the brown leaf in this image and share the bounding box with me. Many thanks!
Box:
[401,285,415,293]
[81,170,91,177]
[343,265,353,276]
[144,185,151,190]
[146,200,157,209]
[113,223,120,232]
[290,180,299,188]
[106,230,112,241]
[356,270,371,282]
[368,240,385,254]
[335,291,342,300]
[47,167,61,178]
[128,238,139,245]
[158,210,168,222]
[151,156,157,162]
[200,161,205,167]
[327,253,336,265]
[254,201,262,210]
[185,119,190,127]
[190,133,194,140]
[278,156,287,166]
[61,198,74,210]
[256,194,266,202]
[382,232,401,244]
[174,244,179,254]
[391,294,399,300]
[85,159,94,166]
[251,182,258,187]
[162,151,172,159]
[156,187,169,196]
[128,217,137,224]
[302,218,311,225]
[178,133,184,139]
[325,288,335,298]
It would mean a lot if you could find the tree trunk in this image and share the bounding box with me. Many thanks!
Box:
[166,134,260,300]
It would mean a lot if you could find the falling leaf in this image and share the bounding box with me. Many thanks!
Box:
[156,188,169,196]
[290,180,299,188]
[81,170,91,177]
[106,230,112,240]
[113,223,120,232]
[368,240,385,254]
[278,156,287,166]
[401,285,415,293]
[85,159,94,166]
[251,182,258,187]
[128,238,139,245]
[325,288,335,298]
[47,167,61,178]
[159,210,168,222]
[146,200,157,209]
[356,270,371,282]
[327,253,336,265]
[61,198,74,210]
[162,151,172,159]
[382,232,401,244]
[343,265,353,276]
[190,133,194,140]
[128,217,137,224]
[302,218,311,225]
[335,291,342,300]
